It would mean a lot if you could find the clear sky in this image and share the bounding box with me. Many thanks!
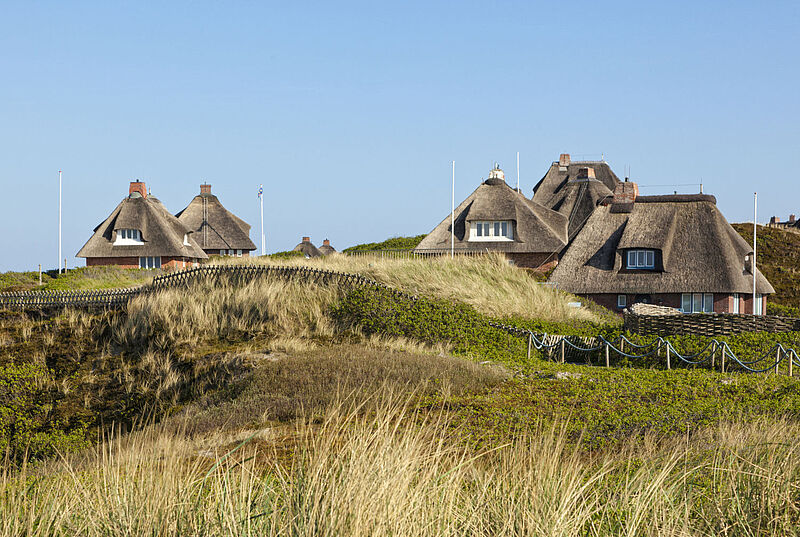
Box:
[1,1,798,271]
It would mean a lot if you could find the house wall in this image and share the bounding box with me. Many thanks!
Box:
[586,293,767,315]
[506,252,559,271]
[204,249,251,257]
[85,256,200,270]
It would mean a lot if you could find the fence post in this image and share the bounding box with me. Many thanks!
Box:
[666,343,671,370]
[721,345,725,373]
[710,341,715,369]
[527,333,532,361]
[605,341,610,367]
[776,347,781,375]
[619,338,624,355]
[789,352,794,377]
[560,338,565,364]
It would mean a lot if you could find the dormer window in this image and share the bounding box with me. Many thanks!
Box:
[114,228,143,245]
[627,249,654,269]
[470,221,513,241]
[183,234,190,246]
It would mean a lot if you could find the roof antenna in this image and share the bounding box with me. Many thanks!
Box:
[700,181,703,194]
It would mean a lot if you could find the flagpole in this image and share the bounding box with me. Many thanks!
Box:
[516,151,520,191]
[58,170,62,274]
[753,192,757,314]
[259,184,265,256]
[451,161,455,259]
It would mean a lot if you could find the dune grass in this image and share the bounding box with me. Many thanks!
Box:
[215,252,611,325]
[2,393,799,536]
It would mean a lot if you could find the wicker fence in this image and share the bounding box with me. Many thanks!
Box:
[624,312,800,337]
[345,248,490,259]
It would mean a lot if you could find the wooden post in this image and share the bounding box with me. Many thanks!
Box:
[776,347,781,375]
[527,333,532,361]
[721,345,725,373]
[38,264,42,286]
[789,352,794,377]
[666,344,671,370]
[605,342,610,367]
[560,338,565,364]
[620,338,625,354]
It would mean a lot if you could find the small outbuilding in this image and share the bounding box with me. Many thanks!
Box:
[175,184,257,257]
[293,237,322,258]
[318,239,337,256]
[77,182,207,269]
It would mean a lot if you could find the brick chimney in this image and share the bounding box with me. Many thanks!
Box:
[577,167,596,180]
[790,214,796,223]
[129,181,147,199]
[558,153,570,171]
[302,236,310,242]
[200,183,211,194]
[613,180,638,205]
[323,239,331,246]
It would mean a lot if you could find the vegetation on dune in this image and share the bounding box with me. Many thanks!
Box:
[733,223,800,309]
[0,266,154,292]
[342,234,427,252]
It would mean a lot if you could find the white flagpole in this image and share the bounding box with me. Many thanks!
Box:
[451,161,455,258]
[516,151,520,191]
[260,184,265,256]
[58,170,62,274]
[753,192,757,314]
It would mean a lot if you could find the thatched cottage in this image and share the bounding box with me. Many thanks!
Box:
[549,180,774,314]
[77,182,208,269]
[175,184,257,257]
[293,237,322,258]
[318,239,337,256]
[414,165,568,270]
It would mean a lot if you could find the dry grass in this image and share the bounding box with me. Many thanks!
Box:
[214,252,606,324]
[2,396,799,536]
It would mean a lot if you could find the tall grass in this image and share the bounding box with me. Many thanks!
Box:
[215,253,608,324]
[2,396,798,536]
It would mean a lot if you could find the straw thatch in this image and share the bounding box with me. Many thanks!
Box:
[293,239,322,258]
[77,193,208,260]
[532,160,621,238]
[175,191,256,252]
[415,174,568,253]
[318,241,337,255]
[549,194,775,295]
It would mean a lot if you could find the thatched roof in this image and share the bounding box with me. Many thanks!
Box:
[175,187,256,251]
[77,191,208,259]
[293,237,322,257]
[532,159,621,238]
[549,194,774,295]
[415,171,568,253]
[319,240,337,256]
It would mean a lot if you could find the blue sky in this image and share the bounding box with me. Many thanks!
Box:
[1,1,798,271]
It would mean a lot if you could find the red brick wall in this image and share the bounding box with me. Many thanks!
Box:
[584,293,754,314]
[86,256,200,270]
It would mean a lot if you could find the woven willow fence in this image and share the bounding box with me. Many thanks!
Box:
[624,312,800,337]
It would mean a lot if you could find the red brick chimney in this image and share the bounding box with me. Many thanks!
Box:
[613,180,638,205]
[577,167,596,180]
[558,153,570,171]
[200,183,211,194]
[323,239,330,246]
[302,236,310,242]
[790,214,796,223]
[129,181,147,199]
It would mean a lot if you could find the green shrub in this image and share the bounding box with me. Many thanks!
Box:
[343,234,427,253]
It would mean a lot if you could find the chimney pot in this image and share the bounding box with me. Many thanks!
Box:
[612,181,638,206]
[323,239,330,246]
[577,167,596,180]
[790,214,796,223]
[200,183,211,194]
[558,153,570,170]
[302,236,310,242]
[129,181,147,199]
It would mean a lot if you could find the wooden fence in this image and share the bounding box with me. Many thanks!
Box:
[624,312,800,337]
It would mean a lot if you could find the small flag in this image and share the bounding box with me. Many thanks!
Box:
[258,184,263,198]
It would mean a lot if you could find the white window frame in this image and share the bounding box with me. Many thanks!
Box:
[469,221,514,242]
[754,293,763,315]
[627,249,655,269]
[680,293,714,313]
[114,228,144,246]
[139,256,161,269]
[617,294,627,309]
[236,249,242,257]
[732,293,739,314]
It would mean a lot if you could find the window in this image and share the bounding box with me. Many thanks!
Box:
[114,228,143,245]
[139,256,161,269]
[617,295,627,308]
[681,293,714,313]
[732,293,739,314]
[755,293,763,315]
[236,249,242,257]
[627,249,655,269]
[470,221,513,241]
[228,249,234,256]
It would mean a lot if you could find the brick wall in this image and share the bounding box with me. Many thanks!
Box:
[585,293,753,314]
[86,256,200,270]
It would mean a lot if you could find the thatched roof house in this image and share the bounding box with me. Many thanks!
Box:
[77,182,207,269]
[414,165,568,270]
[175,184,257,257]
[318,239,337,256]
[293,237,322,258]
[531,153,622,239]
[549,180,774,314]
